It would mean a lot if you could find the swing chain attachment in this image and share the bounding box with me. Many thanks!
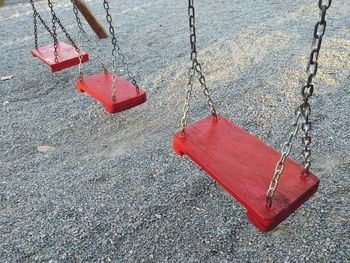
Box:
[266,0,332,208]
[180,0,217,133]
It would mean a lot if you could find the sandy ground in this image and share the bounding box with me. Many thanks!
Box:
[0,0,349,262]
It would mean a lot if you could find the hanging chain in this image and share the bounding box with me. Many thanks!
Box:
[77,23,84,81]
[180,60,196,133]
[31,0,80,60]
[301,0,332,176]
[189,0,216,115]
[30,0,56,41]
[47,0,80,54]
[75,3,84,81]
[33,11,38,48]
[266,111,302,208]
[47,0,59,63]
[103,0,140,95]
[266,0,332,208]
[71,0,108,74]
[180,0,216,133]
[114,44,140,91]
[103,0,118,102]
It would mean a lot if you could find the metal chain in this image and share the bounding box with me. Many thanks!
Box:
[103,0,118,102]
[74,2,84,81]
[71,0,108,73]
[301,0,332,176]
[33,11,38,48]
[180,60,196,133]
[196,62,216,115]
[102,0,140,98]
[29,0,39,49]
[47,0,59,63]
[29,0,55,40]
[266,0,332,208]
[114,43,140,91]
[266,111,302,208]
[180,0,217,133]
[47,0,80,53]
[77,23,84,81]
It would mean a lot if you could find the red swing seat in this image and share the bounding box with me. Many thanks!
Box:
[31,41,89,72]
[173,115,319,232]
[76,72,147,113]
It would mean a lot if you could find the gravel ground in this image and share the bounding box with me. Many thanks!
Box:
[0,0,349,262]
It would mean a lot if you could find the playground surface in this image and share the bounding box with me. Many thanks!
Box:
[0,0,349,262]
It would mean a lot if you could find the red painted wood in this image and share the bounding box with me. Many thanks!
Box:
[31,41,89,72]
[75,72,147,113]
[173,115,319,232]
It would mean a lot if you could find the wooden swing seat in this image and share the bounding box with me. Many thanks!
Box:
[76,72,147,113]
[173,115,319,232]
[31,41,89,72]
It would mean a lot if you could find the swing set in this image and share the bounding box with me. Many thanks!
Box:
[29,0,147,113]
[28,0,333,232]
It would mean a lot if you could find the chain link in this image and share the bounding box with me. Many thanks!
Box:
[47,0,59,63]
[73,1,84,81]
[103,0,118,102]
[114,43,140,91]
[30,0,56,42]
[180,61,196,133]
[33,11,38,48]
[77,23,84,81]
[71,0,108,78]
[301,0,331,176]
[180,0,217,133]
[29,0,39,49]
[47,0,80,54]
[266,111,302,208]
[103,0,140,99]
[30,0,80,57]
[266,0,332,208]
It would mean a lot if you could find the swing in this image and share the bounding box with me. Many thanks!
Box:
[73,0,146,113]
[30,0,88,72]
[173,0,332,232]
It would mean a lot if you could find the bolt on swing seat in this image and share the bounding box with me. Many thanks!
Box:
[173,115,319,232]
[31,41,89,73]
[76,72,147,113]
